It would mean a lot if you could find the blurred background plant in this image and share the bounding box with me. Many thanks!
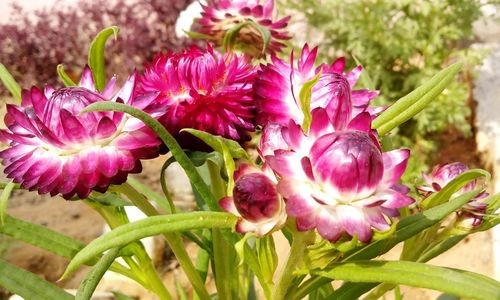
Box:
[0,0,195,92]
[279,0,490,185]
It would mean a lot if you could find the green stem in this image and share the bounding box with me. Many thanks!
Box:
[117,183,211,300]
[272,230,314,300]
[134,246,173,300]
[84,200,173,299]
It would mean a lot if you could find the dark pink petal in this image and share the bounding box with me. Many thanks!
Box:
[95,116,117,139]
[347,112,372,132]
[60,109,90,143]
[79,65,95,90]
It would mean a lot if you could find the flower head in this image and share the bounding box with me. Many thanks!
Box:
[418,162,489,228]
[0,67,161,199]
[263,112,413,243]
[254,44,380,127]
[137,46,257,148]
[418,162,475,195]
[195,0,291,57]
[220,164,286,236]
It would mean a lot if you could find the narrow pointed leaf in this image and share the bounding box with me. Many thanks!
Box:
[62,212,236,279]
[0,181,15,225]
[183,30,215,40]
[0,63,22,102]
[306,260,500,300]
[0,182,20,189]
[373,63,462,135]
[248,21,271,54]
[57,64,77,87]
[299,72,321,133]
[81,102,219,211]
[0,259,74,300]
[181,128,249,160]
[88,26,119,91]
[0,215,130,276]
[76,247,121,300]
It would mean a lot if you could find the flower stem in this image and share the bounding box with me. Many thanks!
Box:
[272,230,314,300]
[84,200,173,299]
[118,183,211,300]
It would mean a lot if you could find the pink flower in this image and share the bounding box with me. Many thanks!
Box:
[263,112,413,243]
[0,67,161,199]
[418,162,488,228]
[254,44,380,127]
[418,162,476,195]
[219,164,286,236]
[137,46,257,148]
[195,0,291,57]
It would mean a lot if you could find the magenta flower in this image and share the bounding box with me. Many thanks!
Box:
[0,67,161,199]
[254,44,380,127]
[418,162,488,228]
[418,162,476,195]
[195,0,291,57]
[137,46,257,147]
[263,113,413,243]
[219,164,286,236]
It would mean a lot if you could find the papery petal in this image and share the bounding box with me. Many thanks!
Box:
[381,149,410,188]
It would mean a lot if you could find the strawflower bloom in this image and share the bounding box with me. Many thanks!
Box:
[219,164,286,236]
[254,44,380,127]
[195,0,291,57]
[137,46,257,147]
[0,67,162,199]
[263,111,413,243]
[418,162,488,228]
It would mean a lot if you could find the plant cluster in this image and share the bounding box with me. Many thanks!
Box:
[0,1,499,300]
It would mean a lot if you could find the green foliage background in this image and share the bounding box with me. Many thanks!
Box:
[279,0,487,183]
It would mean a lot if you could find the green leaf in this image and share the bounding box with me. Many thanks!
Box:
[81,101,219,211]
[373,62,462,136]
[257,235,278,285]
[57,64,77,87]
[306,260,500,300]
[126,176,172,213]
[293,189,481,299]
[88,192,132,207]
[0,214,85,258]
[222,21,250,51]
[175,279,189,300]
[76,247,121,300]
[183,30,215,40]
[248,21,271,54]
[422,169,490,209]
[181,128,250,160]
[0,215,132,277]
[0,259,74,300]
[0,181,15,225]
[0,63,22,102]
[299,72,322,133]
[217,139,236,195]
[352,55,375,90]
[62,211,236,279]
[112,291,135,300]
[88,26,119,91]
[0,181,20,190]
